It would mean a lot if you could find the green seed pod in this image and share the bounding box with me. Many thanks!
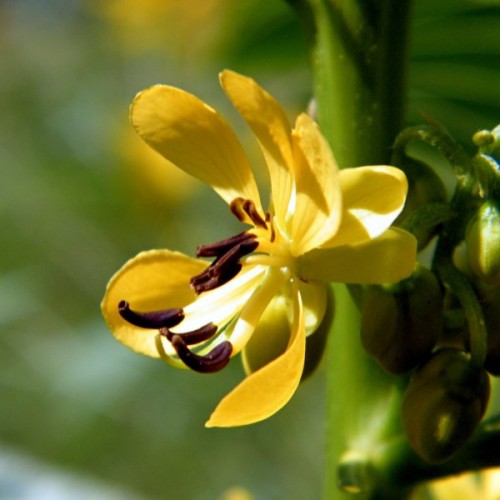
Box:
[395,157,447,250]
[361,264,443,375]
[402,348,490,464]
[466,200,500,285]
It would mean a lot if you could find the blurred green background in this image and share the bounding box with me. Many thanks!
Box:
[1,1,498,499]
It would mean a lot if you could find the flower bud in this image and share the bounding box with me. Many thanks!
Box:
[402,348,490,463]
[466,200,500,285]
[395,158,447,250]
[473,125,500,161]
[361,265,443,375]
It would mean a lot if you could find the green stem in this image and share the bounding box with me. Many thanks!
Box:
[375,420,500,486]
[434,259,488,368]
[392,125,475,189]
[293,0,414,498]
[308,0,413,167]
[326,285,400,499]
[399,202,455,236]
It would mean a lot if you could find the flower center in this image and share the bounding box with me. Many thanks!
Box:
[191,197,296,293]
[117,198,295,374]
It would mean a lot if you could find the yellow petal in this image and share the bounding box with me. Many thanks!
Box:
[241,294,291,375]
[299,228,417,284]
[130,84,262,209]
[219,70,294,227]
[290,113,342,255]
[298,280,327,336]
[101,250,206,358]
[205,284,305,427]
[323,166,408,248]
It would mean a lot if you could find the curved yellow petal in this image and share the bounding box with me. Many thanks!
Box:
[205,285,305,427]
[323,166,408,248]
[289,113,342,254]
[298,280,327,336]
[130,84,262,209]
[219,70,294,227]
[241,294,291,375]
[101,250,206,358]
[299,228,417,284]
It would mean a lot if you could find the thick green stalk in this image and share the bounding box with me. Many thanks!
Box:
[326,285,403,499]
[299,0,414,498]
[310,0,412,167]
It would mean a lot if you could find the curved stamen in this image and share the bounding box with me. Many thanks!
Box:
[169,334,233,373]
[196,231,256,258]
[160,322,218,345]
[190,238,259,294]
[210,239,258,275]
[191,262,242,294]
[118,300,184,329]
[230,197,268,229]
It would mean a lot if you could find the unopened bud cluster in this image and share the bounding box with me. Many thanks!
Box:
[361,124,500,463]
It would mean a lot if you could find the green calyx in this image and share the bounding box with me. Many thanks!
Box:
[360,264,443,375]
[402,348,490,464]
[395,157,448,250]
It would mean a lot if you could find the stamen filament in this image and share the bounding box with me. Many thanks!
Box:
[244,254,295,270]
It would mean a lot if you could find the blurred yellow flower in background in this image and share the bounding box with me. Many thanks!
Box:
[413,468,500,499]
[102,70,416,427]
[119,126,198,206]
[88,0,226,56]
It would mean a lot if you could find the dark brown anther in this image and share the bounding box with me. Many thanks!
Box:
[196,231,256,258]
[190,237,258,294]
[208,238,258,275]
[230,197,249,223]
[169,334,233,373]
[269,219,276,243]
[160,322,218,345]
[190,261,242,294]
[230,197,267,229]
[118,300,184,329]
[243,199,268,228]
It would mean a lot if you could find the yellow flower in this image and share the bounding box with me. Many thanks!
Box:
[412,468,500,499]
[118,125,198,205]
[101,70,417,427]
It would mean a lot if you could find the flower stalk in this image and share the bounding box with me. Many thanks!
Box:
[307,0,412,167]
[290,0,415,497]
